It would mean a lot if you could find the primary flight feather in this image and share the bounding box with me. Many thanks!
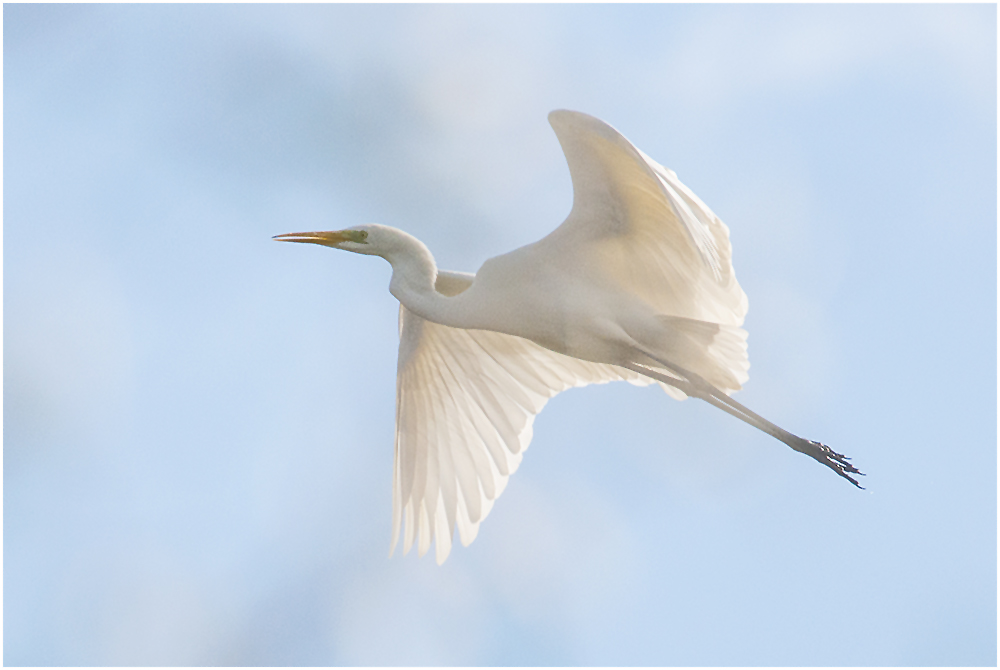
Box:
[276,110,862,565]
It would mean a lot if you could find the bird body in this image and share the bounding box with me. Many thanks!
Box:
[276,110,862,564]
[448,244,639,364]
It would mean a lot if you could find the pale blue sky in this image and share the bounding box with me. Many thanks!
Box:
[4,4,996,665]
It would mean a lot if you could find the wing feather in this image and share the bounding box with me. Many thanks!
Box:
[544,110,748,329]
[392,271,647,564]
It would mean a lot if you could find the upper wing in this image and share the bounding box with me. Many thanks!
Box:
[542,110,748,328]
[392,271,652,564]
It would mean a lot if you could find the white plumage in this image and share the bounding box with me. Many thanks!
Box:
[276,110,862,565]
[393,270,654,564]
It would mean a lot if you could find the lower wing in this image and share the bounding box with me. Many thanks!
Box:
[392,271,652,564]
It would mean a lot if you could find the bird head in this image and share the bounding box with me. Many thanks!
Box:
[275,223,438,285]
[273,225,381,256]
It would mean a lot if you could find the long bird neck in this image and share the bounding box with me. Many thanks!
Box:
[384,231,473,329]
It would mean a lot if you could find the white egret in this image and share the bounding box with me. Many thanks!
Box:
[276,110,862,565]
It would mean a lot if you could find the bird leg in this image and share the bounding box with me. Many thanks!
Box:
[622,360,864,488]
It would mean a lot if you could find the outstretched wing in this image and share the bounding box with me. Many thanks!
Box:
[542,110,748,329]
[392,271,651,564]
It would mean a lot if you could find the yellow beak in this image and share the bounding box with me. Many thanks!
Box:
[272,230,357,247]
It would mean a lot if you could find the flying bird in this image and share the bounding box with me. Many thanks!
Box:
[276,110,862,564]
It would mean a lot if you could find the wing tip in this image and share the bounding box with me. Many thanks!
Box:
[548,109,616,138]
[548,108,580,125]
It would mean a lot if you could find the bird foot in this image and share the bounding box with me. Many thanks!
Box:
[790,437,864,488]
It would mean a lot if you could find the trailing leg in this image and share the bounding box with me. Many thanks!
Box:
[623,360,864,488]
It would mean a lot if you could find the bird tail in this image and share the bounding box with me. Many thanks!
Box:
[644,315,749,398]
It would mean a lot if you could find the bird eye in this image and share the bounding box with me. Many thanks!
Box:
[359,231,368,240]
